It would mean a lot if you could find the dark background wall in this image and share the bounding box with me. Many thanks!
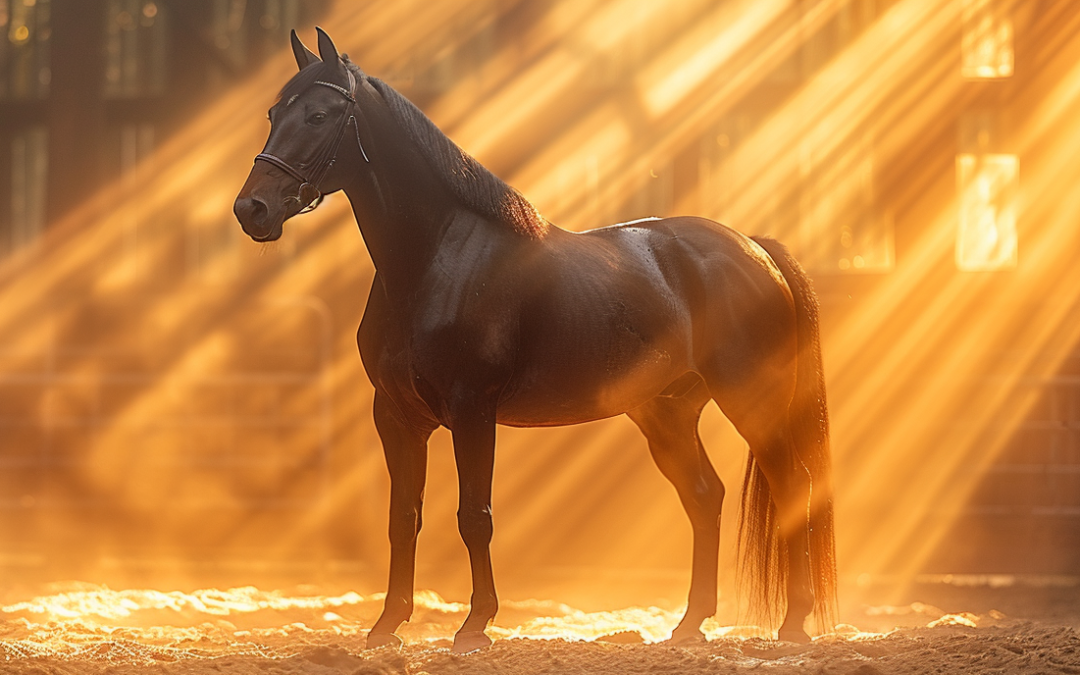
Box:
[0,0,1077,607]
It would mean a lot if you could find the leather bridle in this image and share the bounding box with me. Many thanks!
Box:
[253,68,370,214]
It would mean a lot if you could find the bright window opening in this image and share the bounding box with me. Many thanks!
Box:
[956,153,1018,271]
[961,0,1014,79]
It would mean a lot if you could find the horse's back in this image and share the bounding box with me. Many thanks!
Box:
[569,216,796,343]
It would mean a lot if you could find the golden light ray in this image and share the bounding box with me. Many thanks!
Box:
[639,0,797,118]
[843,49,1080,580]
[711,0,960,234]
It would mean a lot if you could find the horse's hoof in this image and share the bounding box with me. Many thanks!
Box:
[777,628,811,644]
[452,630,492,653]
[366,631,404,650]
[667,626,707,645]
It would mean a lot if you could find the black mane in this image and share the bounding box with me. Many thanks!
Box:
[366,77,548,239]
[277,57,548,239]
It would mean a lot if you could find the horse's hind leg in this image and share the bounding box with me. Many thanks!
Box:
[367,392,436,649]
[627,380,722,644]
[710,376,815,642]
[747,421,813,641]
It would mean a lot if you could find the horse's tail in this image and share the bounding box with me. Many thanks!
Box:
[740,236,837,634]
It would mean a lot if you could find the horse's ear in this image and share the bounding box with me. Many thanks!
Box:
[291,29,319,70]
[315,27,344,74]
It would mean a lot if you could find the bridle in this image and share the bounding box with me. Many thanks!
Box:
[253,68,370,214]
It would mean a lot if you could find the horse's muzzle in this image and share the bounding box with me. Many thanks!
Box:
[234,195,282,241]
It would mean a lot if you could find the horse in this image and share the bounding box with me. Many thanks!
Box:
[234,28,837,652]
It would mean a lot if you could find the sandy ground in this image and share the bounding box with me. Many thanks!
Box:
[0,583,1077,674]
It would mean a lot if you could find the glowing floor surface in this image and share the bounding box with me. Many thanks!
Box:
[0,584,1076,674]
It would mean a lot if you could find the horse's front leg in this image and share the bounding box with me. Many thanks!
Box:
[449,409,498,653]
[367,392,435,649]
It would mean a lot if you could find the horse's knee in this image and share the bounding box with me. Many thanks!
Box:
[687,476,724,531]
[705,476,726,518]
[457,506,493,548]
[706,473,726,507]
[470,593,499,618]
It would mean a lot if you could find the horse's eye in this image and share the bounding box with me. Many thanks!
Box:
[308,111,328,125]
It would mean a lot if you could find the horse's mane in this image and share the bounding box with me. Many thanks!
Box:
[277,57,547,239]
[365,76,549,239]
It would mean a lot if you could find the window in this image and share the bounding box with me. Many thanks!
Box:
[210,0,247,71]
[251,0,300,60]
[0,0,51,100]
[104,0,166,97]
[956,153,1017,271]
[8,126,48,254]
[115,123,154,276]
[961,0,1013,79]
[956,111,1016,271]
[207,0,304,75]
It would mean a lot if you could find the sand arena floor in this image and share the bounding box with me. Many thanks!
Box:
[0,581,1078,674]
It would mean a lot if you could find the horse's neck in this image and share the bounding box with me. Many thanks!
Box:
[343,153,460,300]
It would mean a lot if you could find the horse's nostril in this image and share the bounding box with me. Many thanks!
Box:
[235,196,269,228]
[250,198,268,225]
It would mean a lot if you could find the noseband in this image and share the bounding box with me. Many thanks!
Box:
[253,69,370,214]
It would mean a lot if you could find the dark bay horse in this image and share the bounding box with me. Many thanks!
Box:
[234,28,836,652]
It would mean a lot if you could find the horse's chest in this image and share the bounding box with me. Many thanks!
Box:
[375,299,513,401]
[412,310,515,375]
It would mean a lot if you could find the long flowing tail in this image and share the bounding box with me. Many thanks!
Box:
[740,236,837,633]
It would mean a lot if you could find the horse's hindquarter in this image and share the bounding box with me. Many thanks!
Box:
[655,218,799,390]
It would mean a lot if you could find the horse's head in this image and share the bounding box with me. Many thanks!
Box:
[234,28,368,242]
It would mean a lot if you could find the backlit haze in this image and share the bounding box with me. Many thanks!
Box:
[0,0,1077,641]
